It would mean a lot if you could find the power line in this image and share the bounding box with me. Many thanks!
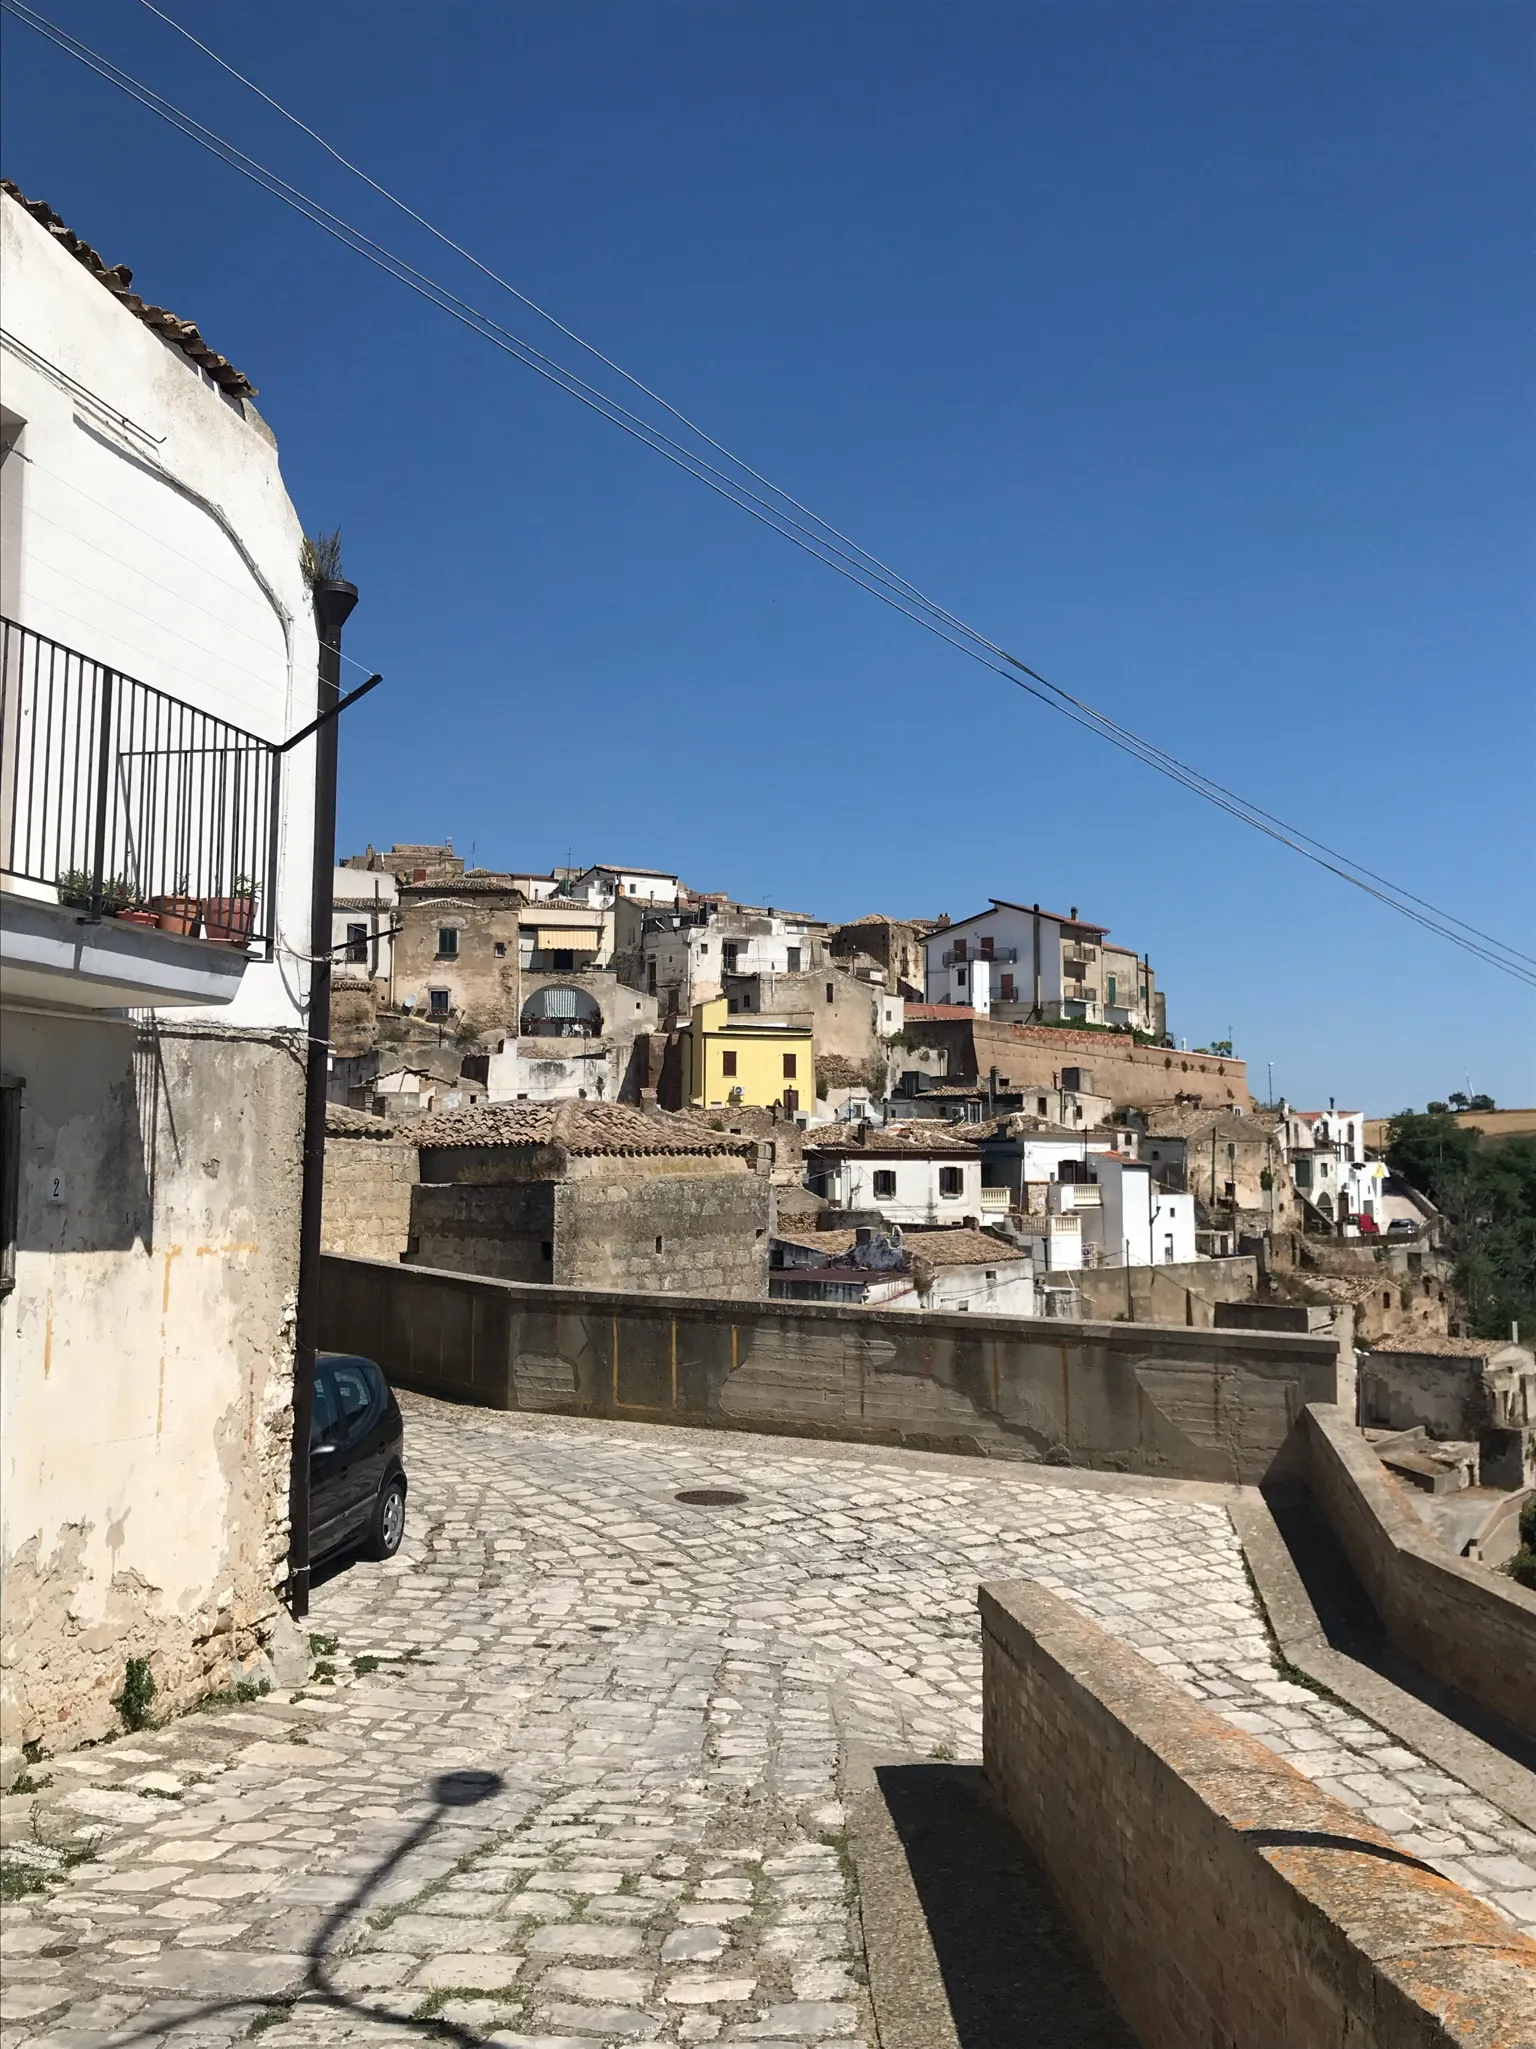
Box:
[8,0,1534,990]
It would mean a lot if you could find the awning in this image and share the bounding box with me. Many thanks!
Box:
[537,928,599,951]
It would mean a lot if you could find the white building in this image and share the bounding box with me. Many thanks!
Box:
[978,1120,1119,1212]
[332,865,397,994]
[923,898,1160,1034]
[801,1126,982,1226]
[1,186,320,1748]
[632,900,824,1013]
[571,863,681,908]
[1087,1151,1198,1267]
[1281,1104,1368,1228]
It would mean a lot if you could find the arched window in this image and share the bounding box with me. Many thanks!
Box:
[521,985,602,1038]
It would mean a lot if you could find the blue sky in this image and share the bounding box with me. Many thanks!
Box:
[4,1,1532,1111]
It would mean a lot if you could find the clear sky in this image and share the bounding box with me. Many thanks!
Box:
[3,1,1531,1113]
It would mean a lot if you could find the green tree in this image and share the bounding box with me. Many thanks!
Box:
[1386,1111,1536,1341]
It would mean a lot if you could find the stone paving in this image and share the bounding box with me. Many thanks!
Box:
[3,1393,1534,2048]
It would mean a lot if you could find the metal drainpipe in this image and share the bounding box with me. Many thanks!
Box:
[287,575,358,1621]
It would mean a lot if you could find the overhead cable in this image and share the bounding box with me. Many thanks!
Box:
[9,0,1533,988]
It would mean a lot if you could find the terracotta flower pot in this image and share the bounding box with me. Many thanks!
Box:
[202,896,255,945]
[116,907,160,928]
[151,895,201,936]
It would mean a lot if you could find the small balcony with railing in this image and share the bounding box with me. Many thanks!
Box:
[1,620,280,1011]
[940,946,1017,967]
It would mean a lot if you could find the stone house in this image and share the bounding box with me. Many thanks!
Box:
[1360,1333,1535,1489]
[321,1106,418,1261]
[342,841,464,887]
[1138,1106,1293,1230]
[827,914,932,999]
[406,1100,771,1296]
[392,874,525,1031]
[487,970,661,1105]
[722,959,904,1096]
[802,1124,982,1226]
[0,184,320,1746]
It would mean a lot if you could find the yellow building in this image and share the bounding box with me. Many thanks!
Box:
[682,996,815,1114]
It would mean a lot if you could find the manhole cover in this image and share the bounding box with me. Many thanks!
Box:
[675,1488,749,1507]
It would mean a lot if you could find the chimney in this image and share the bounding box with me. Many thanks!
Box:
[856,1120,871,1145]
[1070,906,1078,921]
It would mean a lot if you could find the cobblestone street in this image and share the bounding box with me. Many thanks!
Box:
[4,1392,1534,2047]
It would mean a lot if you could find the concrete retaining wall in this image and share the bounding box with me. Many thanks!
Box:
[981,1578,1536,2048]
[1072,1255,1256,1328]
[320,1252,1338,1483]
[1303,1404,1536,1741]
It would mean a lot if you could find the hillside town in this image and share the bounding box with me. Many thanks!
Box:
[321,838,1457,1343]
[2,127,1535,2049]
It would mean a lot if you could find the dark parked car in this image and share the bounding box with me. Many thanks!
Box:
[1386,1217,1420,1238]
[311,1353,406,1562]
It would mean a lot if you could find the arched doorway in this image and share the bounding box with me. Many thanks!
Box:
[521,986,602,1038]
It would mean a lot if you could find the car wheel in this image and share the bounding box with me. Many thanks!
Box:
[365,1475,406,1560]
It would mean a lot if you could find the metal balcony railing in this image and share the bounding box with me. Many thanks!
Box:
[942,946,1017,967]
[1,618,279,953]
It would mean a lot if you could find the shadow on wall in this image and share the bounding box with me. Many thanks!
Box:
[875,1763,1138,2048]
[8,1009,157,1257]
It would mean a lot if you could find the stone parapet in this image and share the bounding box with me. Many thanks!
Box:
[1303,1403,1536,1742]
[980,1577,1536,2048]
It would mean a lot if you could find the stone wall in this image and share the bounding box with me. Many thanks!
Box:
[980,1578,1536,2048]
[407,1154,770,1298]
[903,1013,1251,1112]
[1303,1404,1536,1741]
[321,1135,419,1261]
[2,1014,304,1750]
[1071,1255,1256,1328]
[319,1254,1337,1482]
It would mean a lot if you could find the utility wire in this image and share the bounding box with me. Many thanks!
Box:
[9,0,1534,989]
[131,0,1536,978]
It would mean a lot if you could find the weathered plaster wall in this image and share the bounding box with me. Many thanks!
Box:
[320,1253,1337,1483]
[321,1135,418,1261]
[981,1578,1536,2048]
[1,1013,304,1749]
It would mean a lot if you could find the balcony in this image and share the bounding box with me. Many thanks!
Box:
[979,1186,1011,1213]
[1,619,277,1011]
[942,946,1017,967]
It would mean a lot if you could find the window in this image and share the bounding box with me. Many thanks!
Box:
[826,983,835,1003]
[647,962,657,994]
[330,1359,375,1432]
[437,926,459,957]
[787,947,802,972]
[979,935,994,959]
[541,1241,553,1262]
[345,921,368,963]
[873,1169,897,1198]
[999,973,1015,1001]
[655,1236,664,1253]
[310,1370,339,1447]
[699,942,709,955]
[956,967,967,988]
[0,1077,20,1299]
[939,1165,965,1197]
[1037,1097,1048,1116]
[552,949,574,971]
[722,942,739,973]
[629,882,638,894]
[493,941,506,958]
[722,1051,738,1077]
[429,988,450,1016]
[1106,974,1117,1006]
[783,1053,797,1079]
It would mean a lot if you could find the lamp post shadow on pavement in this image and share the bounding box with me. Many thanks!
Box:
[112,1768,510,2049]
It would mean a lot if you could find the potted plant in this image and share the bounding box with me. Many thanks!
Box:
[202,875,256,945]
[150,878,200,936]
[57,870,147,917]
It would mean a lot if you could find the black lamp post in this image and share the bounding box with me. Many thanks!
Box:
[287,574,358,1620]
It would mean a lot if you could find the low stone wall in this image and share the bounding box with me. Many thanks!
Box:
[320,1252,1338,1483]
[981,1578,1536,2048]
[1072,1255,1256,1328]
[1303,1404,1536,1741]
